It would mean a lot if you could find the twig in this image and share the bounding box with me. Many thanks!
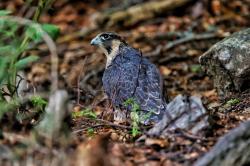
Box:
[174,129,208,141]
[77,57,88,105]
[13,74,24,97]
[96,0,192,27]
[73,123,130,134]
[73,117,132,134]
[145,32,226,57]
[83,117,132,129]
[164,33,221,50]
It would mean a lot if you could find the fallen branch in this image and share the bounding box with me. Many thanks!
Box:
[194,120,250,166]
[145,32,227,57]
[73,118,132,134]
[95,0,192,27]
[173,129,209,141]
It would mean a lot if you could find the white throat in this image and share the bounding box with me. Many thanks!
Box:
[101,40,121,68]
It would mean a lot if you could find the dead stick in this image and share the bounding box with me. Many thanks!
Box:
[81,117,132,129]
[96,0,192,27]
[145,32,226,57]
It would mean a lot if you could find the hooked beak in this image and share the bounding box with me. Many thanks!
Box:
[90,36,102,46]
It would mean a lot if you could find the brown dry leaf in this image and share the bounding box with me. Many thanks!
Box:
[160,66,172,76]
[212,0,222,15]
[110,132,119,141]
[28,63,50,84]
[93,106,106,116]
[167,16,182,31]
[66,62,84,87]
[186,49,199,56]
[141,45,152,53]
[145,138,169,148]
[162,160,182,166]
[203,89,217,98]
[76,134,112,166]
[133,151,147,163]
[137,25,158,33]
[111,143,125,157]
[73,106,81,112]
[174,136,192,145]
[143,161,161,166]
[203,89,218,101]
[184,152,199,160]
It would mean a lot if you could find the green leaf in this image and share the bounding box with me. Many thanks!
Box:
[15,55,39,70]
[131,112,139,122]
[0,46,10,55]
[0,10,12,16]
[72,108,97,119]
[25,24,42,41]
[190,64,202,73]
[0,100,19,119]
[124,98,140,112]
[0,46,17,56]
[87,128,95,136]
[123,98,135,106]
[31,96,47,111]
[131,127,141,137]
[0,21,18,39]
[26,23,60,42]
[0,57,9,84]
[42,24,60,40]
[226,98,240,106]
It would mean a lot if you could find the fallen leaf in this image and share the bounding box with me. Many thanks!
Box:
[145,138,169,148]
[160,66,172,76]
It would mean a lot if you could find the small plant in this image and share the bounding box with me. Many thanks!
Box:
[190,64,202,73]
[87,127,95,136]
[124,98,154,137]
[123,98,143,137]
[72,108,97,119]
[226,98,240,106]
[0,4,59,120]
[130,111,141,137]
[31,96,48,111]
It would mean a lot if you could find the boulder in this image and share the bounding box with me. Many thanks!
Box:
[147,95,209,136]
[200,28,250,99]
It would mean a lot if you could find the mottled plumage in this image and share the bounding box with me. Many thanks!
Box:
[91,32,167,123]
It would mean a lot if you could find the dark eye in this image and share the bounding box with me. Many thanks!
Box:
[102,34,109,40]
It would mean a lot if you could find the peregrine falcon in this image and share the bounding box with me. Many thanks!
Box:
[91,32,167,123]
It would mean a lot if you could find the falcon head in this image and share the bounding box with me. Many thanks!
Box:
[90,32,127,58]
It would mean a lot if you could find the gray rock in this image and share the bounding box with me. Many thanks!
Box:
[147,95,209,136]
[200,28,250,99]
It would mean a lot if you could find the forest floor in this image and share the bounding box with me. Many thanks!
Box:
[1,0,250,165]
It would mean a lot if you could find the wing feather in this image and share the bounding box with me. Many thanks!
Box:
[102,47,167,120]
